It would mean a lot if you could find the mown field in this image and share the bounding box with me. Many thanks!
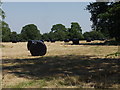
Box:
[1,40,120,88]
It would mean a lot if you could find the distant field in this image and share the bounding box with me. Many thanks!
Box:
[2,41,120,88]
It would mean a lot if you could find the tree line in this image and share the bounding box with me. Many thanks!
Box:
[2,22,106,42]
[86,1,120,42]
[1,1,120,42]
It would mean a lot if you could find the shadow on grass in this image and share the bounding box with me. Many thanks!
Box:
[3,55,120,88]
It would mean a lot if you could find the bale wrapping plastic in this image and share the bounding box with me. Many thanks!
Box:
[86,39,91,42]
[27,40,34,50]
[72,39,79,44]
[50,40,56,43]
[27,40,47,56]
[64,39,69,42]
[29,41,47,56]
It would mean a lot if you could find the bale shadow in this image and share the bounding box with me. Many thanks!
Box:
[3,55,120,88]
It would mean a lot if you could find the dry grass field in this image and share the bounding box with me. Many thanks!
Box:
[1,41,120,88]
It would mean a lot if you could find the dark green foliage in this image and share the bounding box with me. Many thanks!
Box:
[42,33,50,41]
[10,31,20,42]
[86,2,120,42]
[43,23,84,41]
[0,2,6,20]
[20,24,41,41]
[83,31,105,40]
[41,22,84,41]
[50,24,68,41]
[68,22,84,40]
[0,3,11,42]
[1,6,20,42]
[2,21,11,42]
[86,2,109,30]
[104,40,120,45]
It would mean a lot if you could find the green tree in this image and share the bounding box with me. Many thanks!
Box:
[2,21,11,42]
[86,2,109,30]
[83,30,105,40]
[42,33,50,40]
[20,24,41,41]
[48,32,56,40]
[0,2,6,20]
[68,22,84,39]
[51,24,67,40]
[86,2,120,42]
[0,2,11,42]
[10,31,19,41]
[98,2,120,41]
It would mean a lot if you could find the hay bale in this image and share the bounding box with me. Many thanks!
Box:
[86,39,91,42]
[11,39,17,43]
[29,41,47,56]
[27,40,34,50]
[91,38,94,41]
[46,40,50,42]
[12,40,17,43]
[72,39,79,44]
[50,40,56,43]
[27,40,44,50]
[40,40,44,42]
[100,38,105,41]
[64,39,69,42]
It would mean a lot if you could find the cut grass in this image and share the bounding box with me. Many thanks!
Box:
[7,80,47,88]
[2,41,120,88]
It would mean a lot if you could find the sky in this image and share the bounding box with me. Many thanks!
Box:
[2,2,93,34]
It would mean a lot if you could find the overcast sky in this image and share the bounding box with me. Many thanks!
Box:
[2,2,93,34]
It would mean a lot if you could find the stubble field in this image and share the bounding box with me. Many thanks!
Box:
[1,41,120,88]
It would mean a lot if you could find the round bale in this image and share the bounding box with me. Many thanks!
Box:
[27,40,34,50]
[72,39,79,44]
[86,39,91,42]
[29,41,47,56]
[12,40,17,43]
[64,39,69,42]
[50,40,56,43]
[46,40,50,42]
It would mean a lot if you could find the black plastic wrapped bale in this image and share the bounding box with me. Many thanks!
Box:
[86,39,91,42]
[72,39,79,44]
[64,39,69,42]
[29,41,47,56]
[91,38,94,41]
[12,40,17,43]
[46,40,50,42]
[11,39,17,43]
[100,38,105,41]
[50,40,56,43]
[40,40,44,42]
[27,40,34,50]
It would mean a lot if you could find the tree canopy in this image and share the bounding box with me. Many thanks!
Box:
[2,21,11,42]
[50,24,68,40]
[86,2,120,42]
[20,24,41,41]
[68,22,84,40]
[0,3,11,42]
[83,30,105,40]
